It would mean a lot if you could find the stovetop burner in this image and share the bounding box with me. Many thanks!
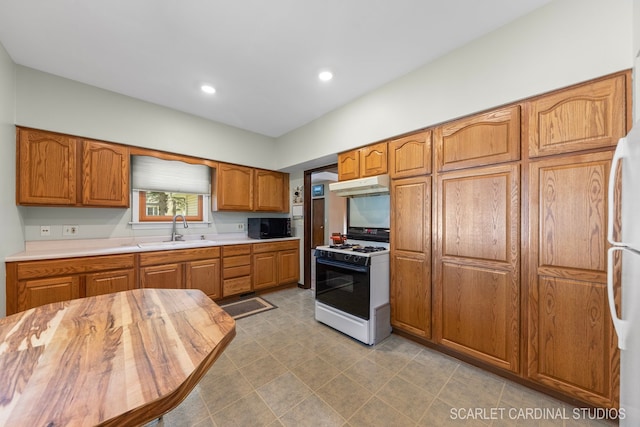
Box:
[328,244,387,253]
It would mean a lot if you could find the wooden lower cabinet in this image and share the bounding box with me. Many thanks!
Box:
[435,164,520,373]
[253,252,278,290]
[140,263,184,289]
[186,259,221,299]
[252,240,300,290]
[6,240,298,314]
[390,176,431,339]
[278,248,299,284]
[527,151,617,407]
[22,276,80,309]
[223,244,252,297]
[6,253,136,314]
[140,247,221,297]
[390,252,430,338]
[86,269,134,297]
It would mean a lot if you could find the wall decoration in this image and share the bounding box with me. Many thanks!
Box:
[312,184,324,197]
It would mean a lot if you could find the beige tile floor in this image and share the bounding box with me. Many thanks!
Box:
[147,287,617,427]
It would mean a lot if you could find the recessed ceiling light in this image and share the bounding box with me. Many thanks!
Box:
[318,71,333,82]
[201,84,216,94]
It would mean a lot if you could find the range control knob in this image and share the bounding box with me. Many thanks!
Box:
[352,256,362,264]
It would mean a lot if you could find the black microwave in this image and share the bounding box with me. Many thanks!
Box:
[248,218,291,239]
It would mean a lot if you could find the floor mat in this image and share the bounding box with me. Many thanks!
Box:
[220,296,277,320]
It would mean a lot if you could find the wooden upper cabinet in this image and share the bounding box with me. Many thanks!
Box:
[360,142,388,177]
[17,128,130,207]
[525,73,627,158]
[435,105,520,172]
[338,142,388,181]
[214,164,289,212]
[82,140,129,207]
[388,131,432,179]
[17,128,78,205]
[337,149,360,181]
[214,163,254,211]
[254,169,289,212]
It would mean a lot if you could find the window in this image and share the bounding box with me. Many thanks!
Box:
[130,155,211,228]
[139,191,204,221]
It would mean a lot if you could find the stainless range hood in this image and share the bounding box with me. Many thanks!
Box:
[329,174,390,197]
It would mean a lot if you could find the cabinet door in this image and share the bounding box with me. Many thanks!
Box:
[435,164,520,372]
[525,74,626,158]
[388,131,432,179]
[391,176,431,338]
[254,169,289,212]
[278,249,299,285]
[253,252,278,290]
[186,259,221,299]
[338,149,359,181]
[140,263,184,289]
[527,151,617,407]
[82,140,130,207]
[17,128,78,205]
[360,142,388,177]
[86,269,135,297]
[21,276,80,311]
[214,163,254,211]
[435,105,520,172]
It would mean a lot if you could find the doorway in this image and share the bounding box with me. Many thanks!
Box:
[303,164,344,289]
[312,198,325,248]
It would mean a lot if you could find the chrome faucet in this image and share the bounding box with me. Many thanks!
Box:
[171,214,188,241]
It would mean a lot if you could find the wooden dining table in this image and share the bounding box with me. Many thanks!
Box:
[0,288,236,426]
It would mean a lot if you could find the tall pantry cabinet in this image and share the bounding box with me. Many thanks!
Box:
[523,74,628,407]
[384,70,630,408]
[389,131,432,338]
[433,106,521,373]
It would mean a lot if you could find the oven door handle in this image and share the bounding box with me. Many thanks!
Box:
[317,258,369,273]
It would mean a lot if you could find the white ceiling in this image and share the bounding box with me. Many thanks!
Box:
[0,0,550,138]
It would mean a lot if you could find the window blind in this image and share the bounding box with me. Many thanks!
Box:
[131,156,211,194]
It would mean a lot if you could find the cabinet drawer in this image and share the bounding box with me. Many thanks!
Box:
[223,254,251,268]
[223,265,251,279]
[253,240,298,253]
[223,276,252,296]
[139,246,220,266]
[223,244,251,256]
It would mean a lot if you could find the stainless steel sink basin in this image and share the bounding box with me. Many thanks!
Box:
[137,240,216,250]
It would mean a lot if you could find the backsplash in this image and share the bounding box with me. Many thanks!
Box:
[20,206,288,241]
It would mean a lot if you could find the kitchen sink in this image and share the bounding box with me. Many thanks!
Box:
[137,240,216,250]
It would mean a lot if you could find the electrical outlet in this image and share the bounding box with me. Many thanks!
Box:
[237,223,245,231]
[40,225,51,236]
[63,225,79,236]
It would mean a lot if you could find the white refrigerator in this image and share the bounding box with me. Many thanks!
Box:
[607,124,640,425]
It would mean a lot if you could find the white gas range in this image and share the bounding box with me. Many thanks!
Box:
[314,238,391,345]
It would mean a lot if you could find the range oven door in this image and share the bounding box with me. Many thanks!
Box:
[315,258,370,320]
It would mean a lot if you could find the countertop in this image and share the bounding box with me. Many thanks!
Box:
[0,288,236,426]
[5,234,300,262]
